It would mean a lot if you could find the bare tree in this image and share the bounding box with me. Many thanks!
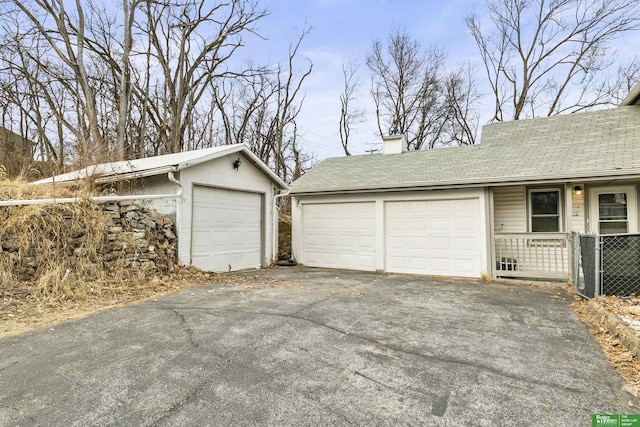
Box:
[467,0,640,121]
[115,0,142,160]
[211,28,313,182]
[612,59,640,103]
[443,65,482,145]
[0,0,315,179]
[143,0,267,153]
[367,27,473,150]
[338,61,365,156]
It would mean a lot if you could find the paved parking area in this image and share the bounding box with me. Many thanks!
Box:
[0,267,636,425]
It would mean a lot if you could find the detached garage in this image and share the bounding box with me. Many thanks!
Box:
[290,134,491,278]
[36,144,287,272]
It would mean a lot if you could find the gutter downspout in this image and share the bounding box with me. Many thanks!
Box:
[167,169,183,265]
[167,169,182,191]
[273,190,290,262]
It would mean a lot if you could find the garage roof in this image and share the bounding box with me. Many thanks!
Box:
[34,144,287,188]
[290,105,640,195]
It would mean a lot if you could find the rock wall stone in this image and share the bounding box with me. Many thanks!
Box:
[0,200,177,281]
[99,200,177,271]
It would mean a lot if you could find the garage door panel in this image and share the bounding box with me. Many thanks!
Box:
[302,202,376,271]
[192,186,262,272]
[431,237,451,250]
[455,237,476,250]
[385,199,481,278]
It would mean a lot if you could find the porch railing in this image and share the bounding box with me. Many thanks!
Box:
[494,232,571,280]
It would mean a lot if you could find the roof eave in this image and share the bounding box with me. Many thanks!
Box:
[35,145,288,189]
[93,166,176,183]
[620,82,640,106]
[290,170,640,196]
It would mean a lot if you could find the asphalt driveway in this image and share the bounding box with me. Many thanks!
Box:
[0,268,635,426]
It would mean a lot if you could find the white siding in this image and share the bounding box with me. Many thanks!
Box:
[493,186,526,232]
[570,187,586,232]
[178,152,277,268]
[134,174,179,221]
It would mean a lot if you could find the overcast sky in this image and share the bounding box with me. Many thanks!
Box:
[234,0,639,162]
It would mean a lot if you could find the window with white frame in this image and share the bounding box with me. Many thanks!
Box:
[529,189,562,232]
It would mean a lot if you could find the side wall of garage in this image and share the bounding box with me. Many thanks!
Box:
[177,152,278,271]
[128,174,179,222]
[291,188,491,278]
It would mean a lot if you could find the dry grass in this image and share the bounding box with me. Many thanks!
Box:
[0,177,250,339]
[0,201,117,305]
[571,296,640,395]
[0,177,222,338]
[0,266,230,338]
[0,177,80,201]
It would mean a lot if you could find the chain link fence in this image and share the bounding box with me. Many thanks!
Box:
[601,234,640,296]
[573,232,640,298]
[575,233,597,298]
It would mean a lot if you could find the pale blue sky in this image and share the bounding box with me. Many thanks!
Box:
[238,0,486,160]
[238,0,639,161]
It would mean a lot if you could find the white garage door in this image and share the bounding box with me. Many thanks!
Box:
[385,199,481,277]
[302,202,376,271]
[191,186,262,272]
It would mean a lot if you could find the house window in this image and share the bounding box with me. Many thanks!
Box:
[529,189,562,232]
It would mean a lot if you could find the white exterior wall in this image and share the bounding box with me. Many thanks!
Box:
[133,174,180,221]
[493,186,526,232]
[493,185,587,233]
[178,152,278,268]
[119,173,178,220]
[570,185,586,232]
[292,188,490,277]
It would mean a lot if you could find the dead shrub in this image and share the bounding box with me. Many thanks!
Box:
[0,200,117,304]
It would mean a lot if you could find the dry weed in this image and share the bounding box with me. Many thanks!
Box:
[572,298,640,392]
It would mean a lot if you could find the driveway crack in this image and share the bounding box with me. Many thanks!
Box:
[353,370,396,392]
[146,378,210,427]
[215,307,611,402]
[170,309,200,350]
[0,402,37,424]
[288,296,333,316]
[0,360,18,373]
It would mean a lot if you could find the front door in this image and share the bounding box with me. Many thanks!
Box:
[589,186,638,234]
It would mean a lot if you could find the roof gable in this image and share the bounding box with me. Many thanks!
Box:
[34,144,287,189]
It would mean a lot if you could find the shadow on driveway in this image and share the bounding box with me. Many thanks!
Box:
[0,267,635,425]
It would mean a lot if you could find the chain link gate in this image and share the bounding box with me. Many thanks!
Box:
[574,232,640,298]
[574,233,597,299]
[601,233,640,296]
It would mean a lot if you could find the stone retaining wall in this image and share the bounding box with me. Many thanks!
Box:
[0,200,177,281]
[99,200,177,271]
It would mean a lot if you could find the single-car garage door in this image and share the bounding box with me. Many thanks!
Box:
[385,199,481,277]
[191,186,262,272]
[302,202,376,271]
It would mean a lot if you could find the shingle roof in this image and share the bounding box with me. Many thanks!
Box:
[290,105,640,194]
[34,144,287,188]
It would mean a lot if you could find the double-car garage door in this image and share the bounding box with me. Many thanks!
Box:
[302,198,482,277]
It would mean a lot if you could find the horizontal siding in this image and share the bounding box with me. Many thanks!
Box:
[570,190,585,233]
[493,186,526,232]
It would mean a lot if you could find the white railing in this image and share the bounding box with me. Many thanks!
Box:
[494,232,571,280]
